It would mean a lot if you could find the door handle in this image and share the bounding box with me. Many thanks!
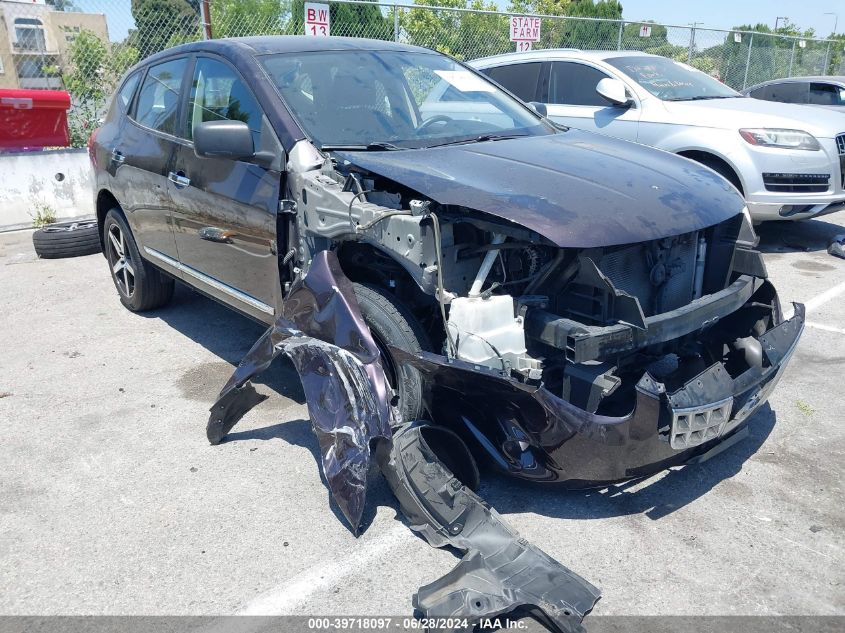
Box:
[110,148,125,164]
[168,171,191,188]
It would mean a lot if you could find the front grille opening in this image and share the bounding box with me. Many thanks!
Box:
[763,172,830,193]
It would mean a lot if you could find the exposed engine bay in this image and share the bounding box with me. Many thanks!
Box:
[282,140,799,433]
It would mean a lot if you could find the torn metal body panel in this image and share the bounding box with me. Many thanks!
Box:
[377,423,600,633]
[207,251,396,533]
[391,298,804,485]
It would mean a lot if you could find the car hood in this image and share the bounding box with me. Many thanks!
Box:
[660,97,845,138]
[337,130,744,248]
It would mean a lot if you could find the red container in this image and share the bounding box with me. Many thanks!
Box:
[0,89,72,151]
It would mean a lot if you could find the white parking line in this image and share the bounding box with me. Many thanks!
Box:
[236,523,412,615]
[783,279,845,321]
[805,321,845,335]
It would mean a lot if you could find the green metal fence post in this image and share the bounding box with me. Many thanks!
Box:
[394,4,399,42]
[617,20,623,50]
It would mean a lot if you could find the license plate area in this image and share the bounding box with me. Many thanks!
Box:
[669,397,733,449]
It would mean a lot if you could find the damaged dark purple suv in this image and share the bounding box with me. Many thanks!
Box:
[91,35,804,631]
[91,35,802,486]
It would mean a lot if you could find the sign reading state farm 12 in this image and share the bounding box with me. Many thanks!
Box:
[510,16,541,51]
[304,2,330,36]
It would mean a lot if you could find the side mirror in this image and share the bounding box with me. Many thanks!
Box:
[596,78,631,107]
[528,101,547,116]
[194,120,254,161]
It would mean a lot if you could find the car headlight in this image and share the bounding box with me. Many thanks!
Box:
[739,128,820,151]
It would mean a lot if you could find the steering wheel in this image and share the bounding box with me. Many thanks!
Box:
[416,115,453,133]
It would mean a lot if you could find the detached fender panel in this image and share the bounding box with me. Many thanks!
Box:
[207,250,396,533]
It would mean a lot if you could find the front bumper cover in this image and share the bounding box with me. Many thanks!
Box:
[393,301,804,485]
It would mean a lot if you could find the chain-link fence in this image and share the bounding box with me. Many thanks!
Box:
[1,0,842,147]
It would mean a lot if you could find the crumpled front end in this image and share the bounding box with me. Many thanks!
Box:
[395,276,804,485]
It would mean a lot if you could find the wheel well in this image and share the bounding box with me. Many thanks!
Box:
[677,151,744,196]
[96,190,121,250]
[335,241,443,346]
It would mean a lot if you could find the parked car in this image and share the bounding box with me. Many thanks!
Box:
[91,36,803,488]
[471,50,845,223]
[744,76,845,111]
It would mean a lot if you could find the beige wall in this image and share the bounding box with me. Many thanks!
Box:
[0,2,109,91]
[0,13,19,89]
[46,11,109,63]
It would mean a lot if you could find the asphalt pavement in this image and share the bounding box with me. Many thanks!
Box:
[0,216,843,618]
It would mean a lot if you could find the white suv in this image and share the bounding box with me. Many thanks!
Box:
[470,50,845,222]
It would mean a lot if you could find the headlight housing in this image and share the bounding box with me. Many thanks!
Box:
[739,128,821,151]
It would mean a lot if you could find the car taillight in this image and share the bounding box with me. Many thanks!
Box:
[87,127,100,168]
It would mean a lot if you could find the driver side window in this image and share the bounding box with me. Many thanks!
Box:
[548,62,612,106]
[186,57,264,147]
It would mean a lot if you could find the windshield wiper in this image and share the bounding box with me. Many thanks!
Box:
[321,141,405,152]
[425,133,529,149]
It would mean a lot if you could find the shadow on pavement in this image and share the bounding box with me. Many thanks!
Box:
[141,283,778,528]
[756,218,844,254]
[139,284,305,402]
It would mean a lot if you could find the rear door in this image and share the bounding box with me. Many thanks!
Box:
[168,55,284,321]
[543,61,640,140]
[112,57,189,264]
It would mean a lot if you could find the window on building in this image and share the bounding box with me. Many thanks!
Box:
[14,18,47,52]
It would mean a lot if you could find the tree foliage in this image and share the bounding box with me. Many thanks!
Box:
[130,0,199,57]
[402,0,507,59]
[212,0,287,37]
[60,30,139,146]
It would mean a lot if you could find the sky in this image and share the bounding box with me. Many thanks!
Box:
[604,0,841,37]
[70,0,844,43]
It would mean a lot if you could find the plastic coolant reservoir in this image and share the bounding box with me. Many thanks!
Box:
[448,295,526,370]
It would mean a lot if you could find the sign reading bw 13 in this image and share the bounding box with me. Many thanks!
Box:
[305,2,330,36]
[510,16,541,52]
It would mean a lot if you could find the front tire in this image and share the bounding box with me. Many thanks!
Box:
[352,283,430,424]
[103,208,174,312]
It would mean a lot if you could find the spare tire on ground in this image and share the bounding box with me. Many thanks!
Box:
[32,219,101,259]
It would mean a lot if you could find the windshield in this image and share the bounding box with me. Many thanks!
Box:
[607,55,740,101]
[260,49,552,150]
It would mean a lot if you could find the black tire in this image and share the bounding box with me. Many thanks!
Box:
[32,219,101,259]
[103,208,174,312]
[353,283,430,424]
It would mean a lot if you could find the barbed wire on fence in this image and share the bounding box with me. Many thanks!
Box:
[1,0,841,147]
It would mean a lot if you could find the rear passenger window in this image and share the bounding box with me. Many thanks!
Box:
[808,83,843,106]
[186,57,263,146]
[767,82,808,104]
[549,62,612,106]
[116,72,141,112]
[134,58,187,136]
[483,63,542,102]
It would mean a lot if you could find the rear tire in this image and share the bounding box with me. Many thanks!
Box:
[353,283,430,424]
[32,219,101,259]
[103,208,174,312]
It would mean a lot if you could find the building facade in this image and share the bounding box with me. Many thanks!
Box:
[0,0,109,90]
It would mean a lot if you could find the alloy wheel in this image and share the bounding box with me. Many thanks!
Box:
[107,223,135,297]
